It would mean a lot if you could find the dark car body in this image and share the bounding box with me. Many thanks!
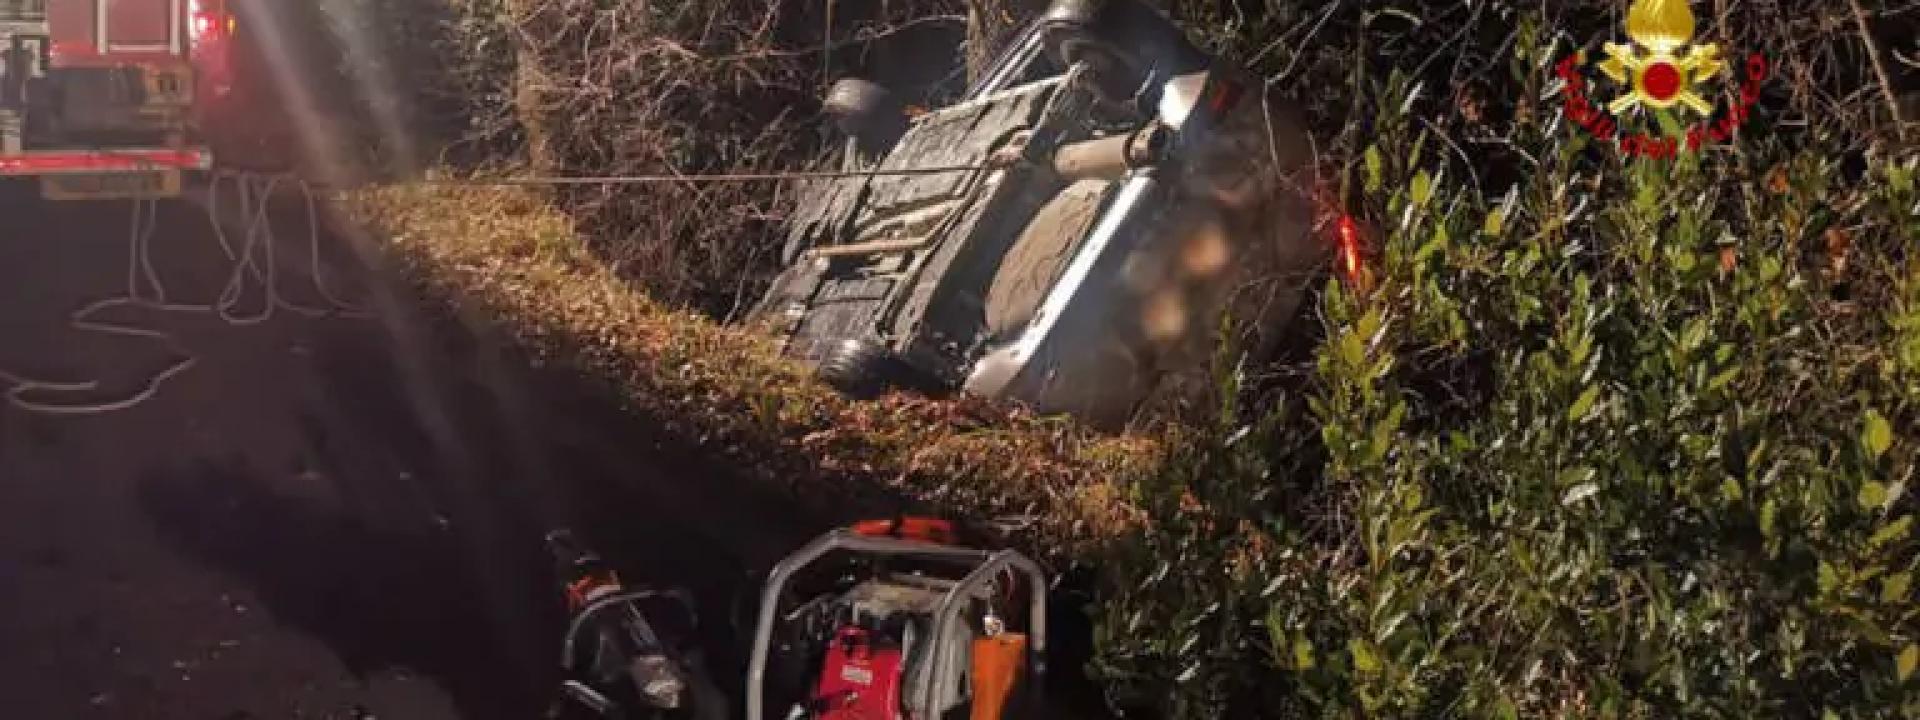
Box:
[755,0,1324,428]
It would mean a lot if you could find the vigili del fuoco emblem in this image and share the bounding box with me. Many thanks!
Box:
[1556,0,1769,158]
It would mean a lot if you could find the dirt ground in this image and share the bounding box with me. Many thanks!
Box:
[0,182,818,719]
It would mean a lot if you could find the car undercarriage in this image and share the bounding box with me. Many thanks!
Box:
[753,0,1325,428]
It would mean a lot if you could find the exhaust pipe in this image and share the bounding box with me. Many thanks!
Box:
[1050,124,1168,181]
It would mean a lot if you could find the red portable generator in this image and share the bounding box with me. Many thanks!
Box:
[747,518,1047,720]
[813,625,906,718]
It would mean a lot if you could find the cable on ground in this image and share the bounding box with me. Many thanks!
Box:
[3,170,366,416]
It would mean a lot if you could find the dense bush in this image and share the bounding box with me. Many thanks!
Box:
[1092,3,1919,716]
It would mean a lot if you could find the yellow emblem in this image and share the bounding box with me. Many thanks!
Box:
[1597,0,1722,116]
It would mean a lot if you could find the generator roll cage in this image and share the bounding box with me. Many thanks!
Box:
[745,528,1049,720]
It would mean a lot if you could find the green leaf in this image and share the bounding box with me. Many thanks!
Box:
[1493,696,1519,720]
[1674,247,1704,272]
[1569,386,1602,422]
[1349,638,1381,674]
[1371,401,1408,461]
[1842,606,1894,646]
[1747,439,1771,479]
[1760,498,1779,539]
[1559,465,1597,490]
[1870,515,1912,549]
[1633,171,1660,214]
[1890,163,1915,195]
[1401,482,1425,513]
[1411,169,1433,209]
[1414,224,1449,265]
[1365,145,1384,193]
[1901,644,1918,682]
[1568,332,1593,370]
[1819,562,1840,595]
[1293,634,1316,671]
[1654,108,1686,140]
[1356,307,1386,346]
[1483,207,1506,237]
[1864,410,1893,459]
[1882,572,1911,604]
[1679,316,1709,354]
[1707,366,1740,393]
[1860,481,1890,512]
[1338,332,1366,371]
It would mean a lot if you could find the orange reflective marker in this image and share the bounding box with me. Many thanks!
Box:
[970,633,1027,720]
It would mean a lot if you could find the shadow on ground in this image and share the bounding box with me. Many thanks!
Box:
[126,241,835,716]
[137,458,524,717]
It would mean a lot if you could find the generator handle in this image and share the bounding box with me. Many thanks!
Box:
[923,550,1049,715]
[746,529,992,720]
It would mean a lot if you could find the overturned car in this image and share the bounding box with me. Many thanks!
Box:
[753,0,1326,429]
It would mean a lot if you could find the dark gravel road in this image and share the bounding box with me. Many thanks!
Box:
[0,183,814,719]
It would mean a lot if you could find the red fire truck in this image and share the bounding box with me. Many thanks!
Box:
[0,0,235,200]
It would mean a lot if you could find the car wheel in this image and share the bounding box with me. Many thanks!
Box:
[816,337,892,398]
[823,78,905,149]
[1040,0,1209,102]
[1040,31,1138,104]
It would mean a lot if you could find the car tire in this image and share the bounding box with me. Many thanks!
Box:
[1040,0,1209,102]
[1039,26,1137,104]
[823,78,903,146]
[816,337,891,398]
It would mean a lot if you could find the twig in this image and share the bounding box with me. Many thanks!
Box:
[1258,0,1341,85]
[1846,0,1909,141]
[1895,46,1920,71]
[1411,1,1484,85]
[1419,116,1481,199]
[823,0,835,81]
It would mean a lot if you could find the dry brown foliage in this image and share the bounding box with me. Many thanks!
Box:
[476,0,996,316]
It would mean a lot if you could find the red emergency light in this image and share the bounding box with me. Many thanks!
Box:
[189,0,234,42]
[1336,213,1364,282]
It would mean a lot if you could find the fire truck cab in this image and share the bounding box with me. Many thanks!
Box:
[0,0,230,200]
